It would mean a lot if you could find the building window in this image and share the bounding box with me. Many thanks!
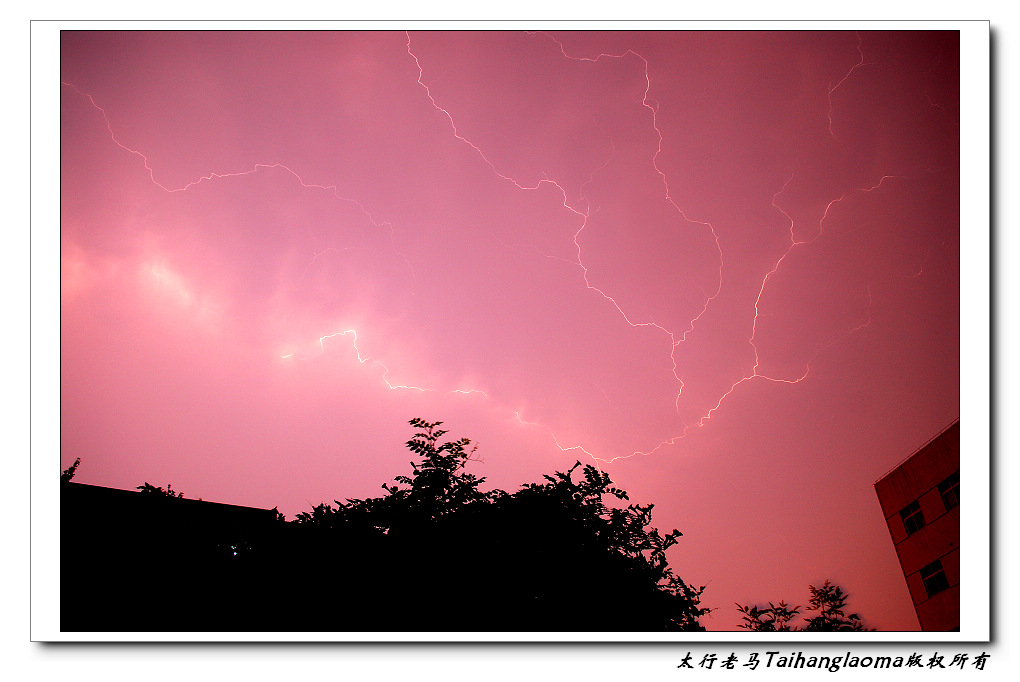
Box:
[920,559,950,598]
[899,499,926,536]
[939,471,960,511]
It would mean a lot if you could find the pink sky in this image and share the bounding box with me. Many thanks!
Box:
[60,30,960,631]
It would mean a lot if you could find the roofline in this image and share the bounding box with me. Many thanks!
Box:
[62,481,278,515]
[873,418,960,485]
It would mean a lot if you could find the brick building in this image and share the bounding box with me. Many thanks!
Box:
[874,420,960,631]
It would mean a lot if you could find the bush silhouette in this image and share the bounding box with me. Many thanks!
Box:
[736,580,872,631]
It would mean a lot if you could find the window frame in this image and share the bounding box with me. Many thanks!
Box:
[899,499,926,536]
[938,470,960,511]
[920,558,950,598]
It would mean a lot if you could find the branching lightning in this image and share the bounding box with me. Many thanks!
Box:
[65,32,910,470]
[404,31,896,466]
[694,176,896,429]
[525,31,726,346]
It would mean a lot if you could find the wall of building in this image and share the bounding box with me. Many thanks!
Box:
[874,421,960,631]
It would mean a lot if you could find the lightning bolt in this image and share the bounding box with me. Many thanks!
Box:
[827,31,869,140]
[282,329,490,397]
[405,31,900,467]
[694,174,899,429]
[61,81,416,284]
[593,169,886,464]
[524,31,725,345]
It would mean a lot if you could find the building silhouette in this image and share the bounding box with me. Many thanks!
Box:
[874,420,960,631]
[61,482,282,631]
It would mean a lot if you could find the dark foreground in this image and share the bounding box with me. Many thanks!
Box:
[61,480,705,632]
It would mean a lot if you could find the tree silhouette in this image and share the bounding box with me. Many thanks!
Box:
[497,460,708,630]
[736,601,801,631]
[61,457,81,483]
[136,482,184,498]
[293,418,707,631]
[801,580,869,631]
[736,580,872,631]
[362,417,499,529]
